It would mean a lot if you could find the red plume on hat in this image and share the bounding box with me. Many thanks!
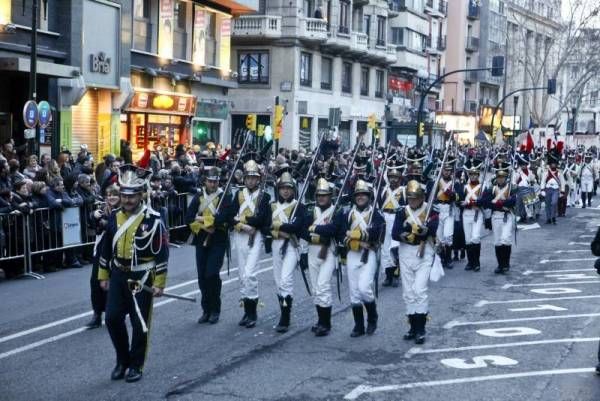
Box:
[546,138,553,152]
[520,132,534,154]
[556,140,564,155]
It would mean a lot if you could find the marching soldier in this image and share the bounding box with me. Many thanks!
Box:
[460,159,484,272]
[392,180,439,344]
[540,149,565,225]
[378,158,406,287]
[428,157,460,269]
[579,152,595,208]
[186,167,234,325]
[513,153,537,223]
[232,159,271,328]
[303,178,337,337]
[270,171,306,333]
[332,179,385,337]
[483,162,516,274]
[98,165,169,383]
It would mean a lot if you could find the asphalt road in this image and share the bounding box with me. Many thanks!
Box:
[2,204,600,401]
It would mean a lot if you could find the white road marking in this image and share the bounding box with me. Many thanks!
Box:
[579,235,594,238]
[475,294,600,307]
[476,327,541,337]
[440,355,518,369]
[522,268,593,275]
[568,242,590,246]
[406,337,600,356]
[544,273,596,280]
[0,260,268,345]
[444,313,600,329]
[553,249,589,254]
[508,304,567,312]
[0,264,274,360]
[530,288,582,294]
[518,223,540,231]
[539,257,594,264]
[343,368,596,400]
[503,280,599,289]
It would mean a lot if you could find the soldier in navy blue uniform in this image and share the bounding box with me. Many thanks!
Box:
[482,162,517,274]
[98,165,169,383]
[231,159,272,328]
[186,167,234,324]
[392,180,439,344]
[320,179,385,337]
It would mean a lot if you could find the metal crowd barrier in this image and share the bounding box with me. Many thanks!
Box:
[0,192,195,280]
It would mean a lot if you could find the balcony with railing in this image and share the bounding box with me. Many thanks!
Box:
[133,19,153,53]
[386,44,398,63]
[232,15,282,38]
[468,3,480,19]
[300,17,328,41]
[352,32,369,52]
[466,36,479,52]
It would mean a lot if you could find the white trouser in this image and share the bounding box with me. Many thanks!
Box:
[233,230,263,299]
[491,211,514,246]
[581,178,594,193]
[462,208,483,245]
[381,212,398,268]
[308,244,336,307]
[346,249,377,304]
[436,203,454,245]
[271,238,297,298]
[398,242,434,314]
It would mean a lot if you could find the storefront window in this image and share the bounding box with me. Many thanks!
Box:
[192,120,220,146]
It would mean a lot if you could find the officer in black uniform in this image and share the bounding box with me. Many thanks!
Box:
[98,164,169,383]
[186,166,234,324]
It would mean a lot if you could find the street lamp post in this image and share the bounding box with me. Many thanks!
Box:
[512,95,519,149]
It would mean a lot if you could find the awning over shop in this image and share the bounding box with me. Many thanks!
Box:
[206,0,257,15]
[0,57,80,78]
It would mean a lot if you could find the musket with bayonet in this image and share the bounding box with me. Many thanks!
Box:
[247,143,273,248]
[201,131,252,248]
[417,138,452,258]
[473,148,491,222]
[127,279,197,302]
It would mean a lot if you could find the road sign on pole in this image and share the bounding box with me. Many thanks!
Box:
[23,100,38,129]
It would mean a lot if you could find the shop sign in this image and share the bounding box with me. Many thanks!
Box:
[38,101,52,128]
[23,100,38,128]
[196,100,229,120]
[128,91,196,115]
[90,52,111,74]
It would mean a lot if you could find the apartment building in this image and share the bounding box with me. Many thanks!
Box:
[387,0,447,144]
[229,0,396,150]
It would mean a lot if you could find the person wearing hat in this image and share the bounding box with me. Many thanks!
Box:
[333,179,384,337]
[428,157,461,270]
[232,159,272,328]
[578,152,596,208]
[483,162,516,274]
[270,171,306,333]
[378,160,406,287]
[186,167,234,325]
[540,150,565,224]
[302,177,338,337]
[459,159,485,272]
[98,164,169,383]
[563,152,578,209]
[392,180,439,344]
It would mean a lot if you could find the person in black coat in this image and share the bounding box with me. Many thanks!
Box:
[186,167,235,325]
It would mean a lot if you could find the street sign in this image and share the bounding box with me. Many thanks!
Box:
[38,101,51,128]
[23,100,38,129]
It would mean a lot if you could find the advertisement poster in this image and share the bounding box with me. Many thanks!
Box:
[158,0,174,59]
[217,14,231,72]
[62,207,82,246]
[192,7,206,66]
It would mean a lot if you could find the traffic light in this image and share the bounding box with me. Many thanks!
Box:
[491,55,504,77]
[274,105,284,140]
[373,126,380,139]
[245,114,257,131]
[418,122,425,137]
[257,124,265,137]
[547,78,556,95]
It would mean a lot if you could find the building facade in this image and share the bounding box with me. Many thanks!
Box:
[229,0,396,151]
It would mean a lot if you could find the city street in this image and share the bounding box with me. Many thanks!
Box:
[2,206,600,401]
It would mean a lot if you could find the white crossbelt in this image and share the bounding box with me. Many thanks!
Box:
[437,179,452,198]
[273,200,296,224]
[199,188,222,215]
[314,205,334,225]
[465,184,481,202]
[383,186,403,210]
[236,188,258,219]
[492,186,509,202]
[350,206,371,231]
[405,203,426,227]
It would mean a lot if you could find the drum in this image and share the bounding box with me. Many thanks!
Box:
[523,192,538,206]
